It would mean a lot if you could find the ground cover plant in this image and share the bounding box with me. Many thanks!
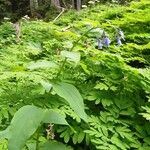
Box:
[0,0,150,149]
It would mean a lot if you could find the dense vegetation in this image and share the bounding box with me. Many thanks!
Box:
[0,0,150,149]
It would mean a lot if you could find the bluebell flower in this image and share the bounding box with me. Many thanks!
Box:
[117,37,122,46]
[102,36,111,47]
[97,39,103,49]
[118,28,125,41]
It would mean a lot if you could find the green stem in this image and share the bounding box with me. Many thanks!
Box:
[71,27,95,51]
[56,27,96,79]
[36,128,40,150]
[56,58,67,78]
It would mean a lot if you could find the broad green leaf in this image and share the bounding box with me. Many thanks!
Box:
[43,110,68,125]
[90,28,103,37]
[40,80,52,92]
[27,60,58,70]
[8,105,44,150]
[53,82,87,122]
[40,141,72,150]
[60,51,80,64]
[0,105,68,150]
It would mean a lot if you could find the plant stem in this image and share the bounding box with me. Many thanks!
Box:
[56,58,67,78]
[56,27,96,78]
[71,27,95,51]
[36,127,40,150]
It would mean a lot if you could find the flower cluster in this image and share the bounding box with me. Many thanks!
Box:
[97,29,125,49]
[116,28,125,46]
[46,123,55,139]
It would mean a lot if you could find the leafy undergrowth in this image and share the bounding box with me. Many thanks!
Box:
[0,0,150,150]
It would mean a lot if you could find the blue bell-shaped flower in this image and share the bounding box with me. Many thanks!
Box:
[117,37,122,46]
[118,28,125,41]
[102,36,111,47]
[97,38,103,49]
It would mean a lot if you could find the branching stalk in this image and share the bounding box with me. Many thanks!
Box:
[56,27,96,78]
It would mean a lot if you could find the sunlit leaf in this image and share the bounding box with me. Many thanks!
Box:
[60,51,80,64]
[0,105,67,150]
[40,80,52,92]
[27,60,58,70]
[53,82,87,122]
[43,110,68,125]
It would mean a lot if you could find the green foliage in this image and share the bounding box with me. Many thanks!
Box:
[40,141,73,150]
[53,82,87,121]
[85,115,139,149]
[27,60,58,70]
[0,105,68,150]
[60,51,80,64]
[141,106,150,121]
[0,0,150,149]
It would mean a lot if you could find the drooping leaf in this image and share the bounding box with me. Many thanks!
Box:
[60,51,80,64]
[90,28,103,37]
[40,80,52,92]
[8,105,44,150]
[53,82,87,122]
[0,105,68,150]
[43,110,68,125]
